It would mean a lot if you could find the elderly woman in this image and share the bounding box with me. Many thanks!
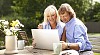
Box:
[58,3,93,55]
[32,5,65,47]
[37,5,65,39]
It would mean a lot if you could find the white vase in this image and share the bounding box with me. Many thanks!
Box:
[4,36,18,54]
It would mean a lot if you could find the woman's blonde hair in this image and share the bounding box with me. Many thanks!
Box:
[43,5,60,23]
[58,3,76,18]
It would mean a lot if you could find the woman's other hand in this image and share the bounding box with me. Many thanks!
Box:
[37,23,43,29]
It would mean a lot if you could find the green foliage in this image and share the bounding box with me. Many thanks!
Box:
[92,2,100,22]
[0,0,13,17]
[11,0,28,16]
[0,0,92,22]
[85,2,100,22]
[94,53,100,55]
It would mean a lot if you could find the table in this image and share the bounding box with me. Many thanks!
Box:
[0,46,53,55]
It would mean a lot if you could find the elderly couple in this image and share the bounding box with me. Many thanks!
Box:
[32,3,93,55]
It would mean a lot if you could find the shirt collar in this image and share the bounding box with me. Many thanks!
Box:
[66,18,75,26]
[47,22,60,29]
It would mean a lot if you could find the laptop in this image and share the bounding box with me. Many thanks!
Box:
[31,29,60,50]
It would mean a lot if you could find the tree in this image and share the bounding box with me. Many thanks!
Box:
[85,2,100,22]
[0,0,13,17]
[0,0,93,37]
[11,0,28,16]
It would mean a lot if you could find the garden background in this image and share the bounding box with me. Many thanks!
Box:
[0,0,100,54]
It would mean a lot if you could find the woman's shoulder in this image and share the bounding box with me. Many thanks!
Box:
[42,22,48,25]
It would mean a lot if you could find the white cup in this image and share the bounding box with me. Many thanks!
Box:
[18,40,25,50]
[53,43,62,54]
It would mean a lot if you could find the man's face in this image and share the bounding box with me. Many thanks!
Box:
[59,12,71,23]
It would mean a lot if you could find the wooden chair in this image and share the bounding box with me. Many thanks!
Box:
[18,31,30,46]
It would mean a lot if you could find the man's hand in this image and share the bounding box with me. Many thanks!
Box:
[61,41,68,50]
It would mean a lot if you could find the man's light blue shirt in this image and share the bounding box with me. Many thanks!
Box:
[65,18,92,51]
[42,22,65,39]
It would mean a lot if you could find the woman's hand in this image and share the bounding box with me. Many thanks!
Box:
[32,38,36,48]
[37,23,43,29]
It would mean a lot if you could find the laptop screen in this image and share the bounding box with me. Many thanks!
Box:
[31,29,60,50]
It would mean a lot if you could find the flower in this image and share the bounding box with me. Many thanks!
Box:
[0,20,24,36]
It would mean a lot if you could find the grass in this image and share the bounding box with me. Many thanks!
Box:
[88,33,100,55]
[88,33,100,37]
[94,53,100,55]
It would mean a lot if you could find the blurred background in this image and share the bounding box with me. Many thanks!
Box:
[0,0,100,54]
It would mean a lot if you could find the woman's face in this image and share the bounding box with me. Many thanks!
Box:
[59,12,71,23]
[47,9,57,24]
